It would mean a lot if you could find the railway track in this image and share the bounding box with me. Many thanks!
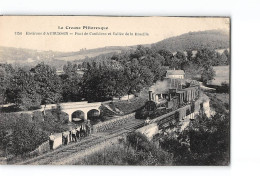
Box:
[16,118,144,165]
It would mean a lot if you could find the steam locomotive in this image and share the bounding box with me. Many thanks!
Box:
[136,79,200,119]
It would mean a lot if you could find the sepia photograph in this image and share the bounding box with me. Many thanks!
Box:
[0,16,230,166]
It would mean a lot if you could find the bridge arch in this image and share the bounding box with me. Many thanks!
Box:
[71,110,85,123]
[87,109,100,121]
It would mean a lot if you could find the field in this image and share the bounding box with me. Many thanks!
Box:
[55,50,122,61]
[210,66,230,86]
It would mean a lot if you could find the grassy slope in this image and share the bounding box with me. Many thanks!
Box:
[206,92,230,113]
[110,89,149,114]
[211,66,229,86]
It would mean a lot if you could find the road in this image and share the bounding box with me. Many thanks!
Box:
[15,118,144,165]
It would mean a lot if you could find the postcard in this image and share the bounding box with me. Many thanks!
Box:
[0,16,230,165]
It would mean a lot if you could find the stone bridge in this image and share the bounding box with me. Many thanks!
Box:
[40,101,101,122]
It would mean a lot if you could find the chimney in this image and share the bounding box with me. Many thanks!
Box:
[148,91,152,101]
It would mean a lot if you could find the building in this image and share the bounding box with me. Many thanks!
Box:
[166,69,185,79]
[56,70,65,75]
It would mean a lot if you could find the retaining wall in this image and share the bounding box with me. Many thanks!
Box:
[28,133,63,156]
[92,113,136,133]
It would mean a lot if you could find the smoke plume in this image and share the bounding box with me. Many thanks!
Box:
[149,79,170,93]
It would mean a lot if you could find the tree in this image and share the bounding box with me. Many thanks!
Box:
[6,115,48,156]
[160,136,190,164]
[220,53,228,65]
[101,69,128,99]
[7,69,41,110]
[81,62,107,102]
[139,55,165,82]
[63,62,77,75]
[31,63,62,105]
[124,59,153,99]
[223,49,230,65]
[188,112,230,165]
[130,45,147,59]
[214,52,228,66]
[81,62,128,102]
[194,49,217,68]
[60,73,82,102]
[186,50,193,62]
[201,66,216,84]
[60,62,82,102]
[170,51,187,70]
[158,49,173,66]
[0,64,15,105]
[223,49,229,59]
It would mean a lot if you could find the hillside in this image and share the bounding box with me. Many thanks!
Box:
[54,46,134,62]
[0,46,129,68]
[152,30,229,52]
[0,47,67,68]
[0,30,229,68]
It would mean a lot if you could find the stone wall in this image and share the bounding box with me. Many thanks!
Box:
[28,133,64,156]
[28,141,49,156]
[136,123,159,141]
[92,113,136,133]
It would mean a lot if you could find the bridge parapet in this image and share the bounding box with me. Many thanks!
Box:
[60,102,101,110]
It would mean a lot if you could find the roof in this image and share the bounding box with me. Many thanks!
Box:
[167,70,185,75]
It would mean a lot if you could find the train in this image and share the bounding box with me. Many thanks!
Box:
[136,79,200,119]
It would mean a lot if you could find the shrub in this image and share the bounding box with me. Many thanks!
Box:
[10,118,48,156]
[20,113,33,123]
[160,136,190,157]
[0,114,49,156]
[216,82,230,93]
[126,132,157,152]
[32,111,44,122]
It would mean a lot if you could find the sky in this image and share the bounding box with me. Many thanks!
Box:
[0,16,230,52]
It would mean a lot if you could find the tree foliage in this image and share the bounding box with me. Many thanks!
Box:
[1,44,230,108]
[31,63,62,104]
[7,69,41,110]
[201,66,216,84]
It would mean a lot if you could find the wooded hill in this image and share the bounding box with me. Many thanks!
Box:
[0,29,229,68]
[152,30,229,52]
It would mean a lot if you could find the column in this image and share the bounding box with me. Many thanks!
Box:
[84,110,88,121]
[68,112,72,122]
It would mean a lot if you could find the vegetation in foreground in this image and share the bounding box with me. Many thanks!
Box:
[0,108,70,158]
